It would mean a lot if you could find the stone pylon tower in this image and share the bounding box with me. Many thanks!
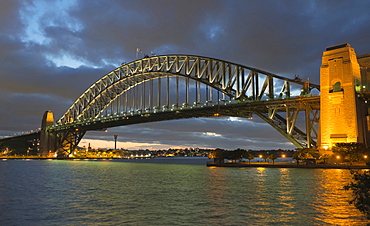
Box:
[40,110,56,157]
[318,43,369,153]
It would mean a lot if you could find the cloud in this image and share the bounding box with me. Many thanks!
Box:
[0,0,369,149]
[203,132,222,137]
[81,117,296,150]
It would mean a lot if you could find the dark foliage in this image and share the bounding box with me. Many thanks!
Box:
[344,170,370,219]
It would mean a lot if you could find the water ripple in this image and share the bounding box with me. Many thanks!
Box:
[0,159,368,225]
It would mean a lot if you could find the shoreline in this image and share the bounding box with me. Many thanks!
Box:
[0,157,141,160]
[206,162,370,169]
[0,156,203,161]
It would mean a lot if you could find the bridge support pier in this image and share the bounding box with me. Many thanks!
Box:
[54,129,85,157]
[40,111,56,157]
[252,97,319,149]
[318,43,370,153]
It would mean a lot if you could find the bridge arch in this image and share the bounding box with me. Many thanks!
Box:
[58,55,318,125]
[48,55,321,156]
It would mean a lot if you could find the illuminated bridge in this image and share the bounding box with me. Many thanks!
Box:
[1,54,321,157]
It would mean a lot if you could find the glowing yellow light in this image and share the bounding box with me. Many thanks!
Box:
[336,155,340,159]
[213,113,220,117]
[259,155,263,158]
[364,155,368,159]
[45,111,54,123]
[323,145,329,150]
[282,154,286,158]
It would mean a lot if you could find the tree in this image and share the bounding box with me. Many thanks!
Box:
[268,154,277,164]
[223,149,245,163]
[333,143,370,165]
[259,153,269,162]
[243,152,254,163]
[208,148,226,163]
[301,148,320,159]
[292,151,301,165]
[0,139,35,156]
[233,148,247,163]
[293,148,320,164]
[320,154,331,164]
[344,170,370,219]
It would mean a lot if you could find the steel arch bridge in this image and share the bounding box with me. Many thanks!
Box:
[58,54,319,123]
[1,55,320,157]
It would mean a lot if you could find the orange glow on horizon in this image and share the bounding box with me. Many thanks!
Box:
[79,138,209,150]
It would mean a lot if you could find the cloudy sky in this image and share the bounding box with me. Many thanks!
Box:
[0,0,369,150]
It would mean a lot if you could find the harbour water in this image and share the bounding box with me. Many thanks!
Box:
[0,157,369,225]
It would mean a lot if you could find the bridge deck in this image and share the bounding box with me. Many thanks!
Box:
[50,96,320,132]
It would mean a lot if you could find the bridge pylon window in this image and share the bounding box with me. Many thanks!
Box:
[331,81,343,93]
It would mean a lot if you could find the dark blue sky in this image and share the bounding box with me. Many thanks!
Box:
[0,0,369,150]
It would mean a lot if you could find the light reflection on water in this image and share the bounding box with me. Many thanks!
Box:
[311,169,366,225]
[0,158,368,225]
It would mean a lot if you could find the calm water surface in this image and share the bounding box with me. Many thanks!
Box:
[0,157,368,225]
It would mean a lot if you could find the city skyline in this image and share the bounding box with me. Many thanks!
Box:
[1,0,370,150]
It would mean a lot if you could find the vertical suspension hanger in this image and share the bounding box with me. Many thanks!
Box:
[167,74,170,109]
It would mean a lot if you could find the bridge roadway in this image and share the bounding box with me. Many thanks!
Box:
[0,96,319,141]
[0,131,40,142]
[0,95,319,145]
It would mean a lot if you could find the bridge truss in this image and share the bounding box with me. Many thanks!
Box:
[51,55,320,156]
[0,55,320,156]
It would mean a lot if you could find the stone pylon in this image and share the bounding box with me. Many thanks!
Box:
[318,43,369,153]
[40,110,56,157]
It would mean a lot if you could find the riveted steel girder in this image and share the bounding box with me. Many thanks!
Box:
[58,55,319,125]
